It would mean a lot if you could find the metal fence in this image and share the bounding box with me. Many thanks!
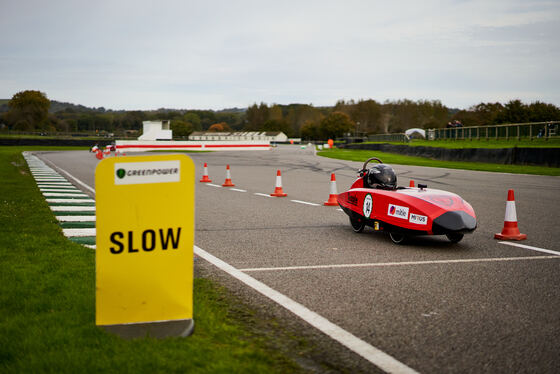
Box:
[429,121,559,141]
[366,133,408,142]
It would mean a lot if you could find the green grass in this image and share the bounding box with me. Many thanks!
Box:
[2,145,90,151]
[363,138,560,148]
[318,148,560,176]
[0,147,305,373]
[408,138,560,148]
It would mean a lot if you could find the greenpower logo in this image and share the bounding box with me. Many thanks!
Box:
[114,160,181,185]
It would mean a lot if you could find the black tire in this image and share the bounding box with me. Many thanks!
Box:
[389,232,407,244]
[350,217,365,233]
[446,233,464,243]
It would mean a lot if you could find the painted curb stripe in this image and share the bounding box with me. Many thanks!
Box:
[53,211,96,216]
[46,198,95,203]
[63,228,96,237]
[50,206,96,211]
[60,222,96,229]
[56,215,96,222]
[43,193,90,197]
[40,187,79,190]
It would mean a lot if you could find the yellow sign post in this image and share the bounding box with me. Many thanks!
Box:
[95,154,195,338]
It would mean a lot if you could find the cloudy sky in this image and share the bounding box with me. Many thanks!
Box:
[1,0,559,110]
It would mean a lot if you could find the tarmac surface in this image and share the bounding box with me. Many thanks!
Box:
[34,146,560,373]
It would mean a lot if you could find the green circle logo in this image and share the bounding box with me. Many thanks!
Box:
[116,169,126,179]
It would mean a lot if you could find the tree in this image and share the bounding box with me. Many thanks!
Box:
[6,90,50,130]
[319,112,355,139]
[208,122,232,132]
[300,120,321,140]
[262,119,291,134]
[183,112,202,131]
[171,120,193,138]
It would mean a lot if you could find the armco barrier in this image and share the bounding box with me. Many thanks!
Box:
[115,140,271,152]
[340,143,560,167]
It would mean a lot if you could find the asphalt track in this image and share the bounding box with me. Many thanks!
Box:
[33,146,560,373]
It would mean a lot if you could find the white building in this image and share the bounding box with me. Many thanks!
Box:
[188,131,288,142]
[138,120,172,141]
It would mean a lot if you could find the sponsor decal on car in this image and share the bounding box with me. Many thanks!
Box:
[409,213,427,225]
[363,193,373,218]
[388,204,409,219]
[348,193,358,206]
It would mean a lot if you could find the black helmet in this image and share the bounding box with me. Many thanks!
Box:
[367,164,397,189]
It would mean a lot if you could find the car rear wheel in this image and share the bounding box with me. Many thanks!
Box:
[350,217,365,233]
[389,232,407,244]
[446,233,464,243]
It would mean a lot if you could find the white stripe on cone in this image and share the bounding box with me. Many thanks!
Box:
[504,201,517,222]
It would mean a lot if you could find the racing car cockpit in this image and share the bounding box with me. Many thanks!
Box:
[360,158,397,190]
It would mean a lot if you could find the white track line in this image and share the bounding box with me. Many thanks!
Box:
[239,255,560,272]
[43,192,89,197]
[37,183,73,186]
[254,192,272,198]
[498,241,560,256]
[206,183,222,187]
[50,206,96,212]
[63,228,96,237]
[291,199,320,206]
[194,245,418,374]
[230,188,247,192]
[40,188,83,192]
[46,198,95,203]
[56,215,96,222]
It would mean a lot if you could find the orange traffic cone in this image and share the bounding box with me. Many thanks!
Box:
[494,189,527,240]
[95,150,104,160]
[409,180,415,187]
[270,170,287,197]
[200,163,212,183]
[324,173,338,206]
[222,165,235,187]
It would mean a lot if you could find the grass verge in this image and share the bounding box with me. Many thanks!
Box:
[318,148,560,176]
[364,138,560,148]
[0,147,303,373]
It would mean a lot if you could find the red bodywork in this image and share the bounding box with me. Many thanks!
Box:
[338,177,477,235]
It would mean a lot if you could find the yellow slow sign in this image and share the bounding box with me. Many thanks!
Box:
[95,154,194,326]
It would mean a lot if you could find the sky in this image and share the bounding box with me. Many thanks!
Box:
[1,0,559,111]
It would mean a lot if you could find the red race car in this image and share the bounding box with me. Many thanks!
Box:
[338,157,477,244]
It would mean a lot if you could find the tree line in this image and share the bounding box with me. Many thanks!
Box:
[1,90,559,140]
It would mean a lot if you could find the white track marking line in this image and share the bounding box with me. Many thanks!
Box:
[239,255,560,272]
[194,245,419,374]
[56,215,96,222]
[46,198,95,203]
[43,192,89,197]
[254,192,272,198]
[498,241,560,256]
[62,228,96,237]
[291,199,320,206]
[230,188,247,192]
[50,206,96,212]
[206,183,222,188]
[40,188,82,192]
[37,183,73,186]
